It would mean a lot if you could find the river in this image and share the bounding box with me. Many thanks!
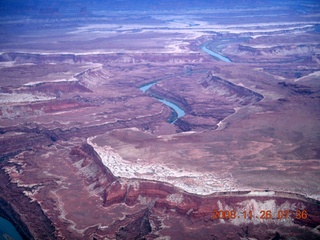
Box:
[139,83,186,123]
[139,38,236,123]
[201,37,251,62]
[157,98,185,123]
[140,82,157,93]
[201,45,232,62]
[0,217,22,240]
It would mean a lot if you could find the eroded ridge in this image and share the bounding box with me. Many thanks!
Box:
[1,137,319,239]
[87,134,236,195]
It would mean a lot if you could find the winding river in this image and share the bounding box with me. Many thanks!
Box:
[201,45,232,62]
[139,42,233,124]
[139,82,157,93]
[139,82,186,124]
[202,37,251,62]
[0,216,22,240]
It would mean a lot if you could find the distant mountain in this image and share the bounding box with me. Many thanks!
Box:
[0,0,319,16]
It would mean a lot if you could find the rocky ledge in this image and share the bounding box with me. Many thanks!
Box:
[0,138,319,239]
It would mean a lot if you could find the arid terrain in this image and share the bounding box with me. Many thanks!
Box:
[0,1,320,239]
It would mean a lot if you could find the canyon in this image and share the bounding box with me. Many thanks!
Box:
[0,1,320,239]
